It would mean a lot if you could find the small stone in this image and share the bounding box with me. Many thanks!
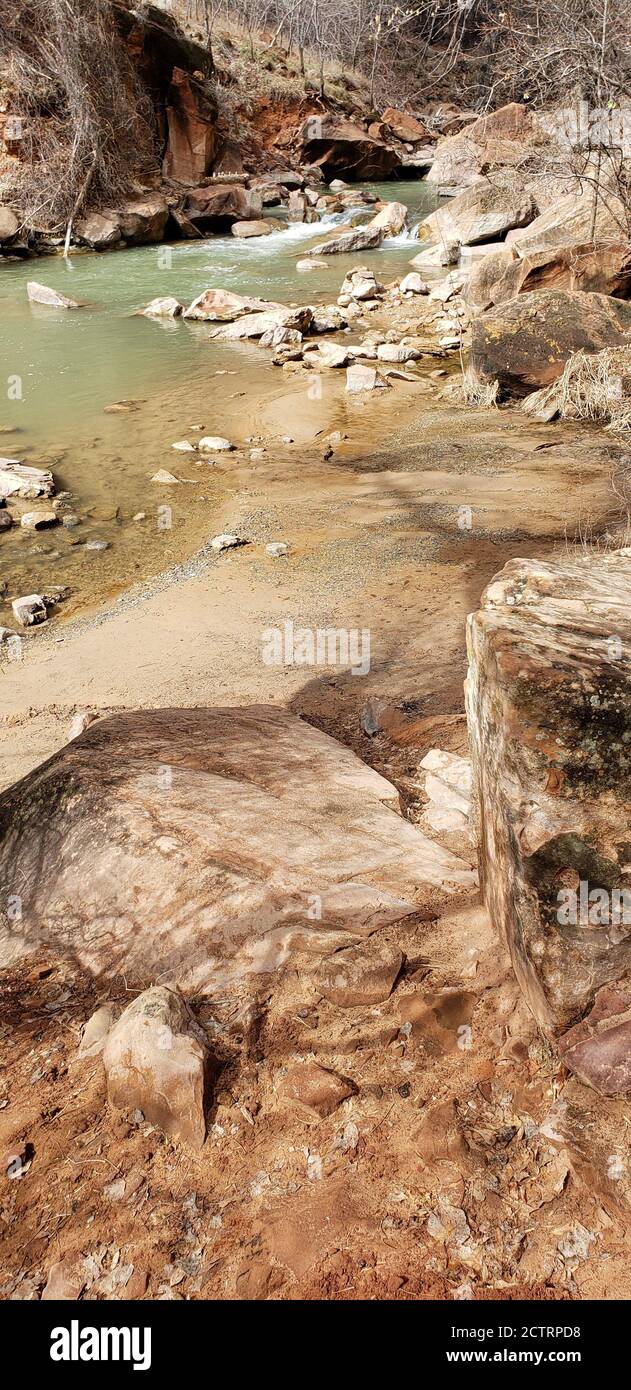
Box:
[198,437,234,452]
[0,626,19,643]
[151,470,180,484]
[102,986,213,1150]
[266,541,289,558]
[42,1258,86,1301]
[79,1003,118,1058]
[133,512,146,522]
[209,533,246,552]
[172,440,196,452]
[85,539,110,551]
[0,511,12,530]
[62,514,80,528]
[318,940,404,1008]
[279,1062,356,1117]
[376,343,420,363]
[142,297,182,318]
[400,272,429,295]
[11,594,47,626]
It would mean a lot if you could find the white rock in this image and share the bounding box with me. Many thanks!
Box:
[210,533,245,551]
[400,272,429,295]
[142,297,182,318]
[0,461,55,500]
[346,364,391,393]
[420,748,473,836]
[172,440,196,452]
[20,508,58,529]
[79,1003,118,1058]
[296,258,327,272]
[151,470,180,484]
[266,541,289,557]
[102,986,211,1149]
[376,343,420,363]
[12,594,47,626]
[27,281,82,309]
[198,437,234,452]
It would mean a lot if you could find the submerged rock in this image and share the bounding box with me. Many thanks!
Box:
[466,550,631,1035]
[231,219,281,238]
[27,281,83,309]
[0,707,473,984]
[142,296,183,318]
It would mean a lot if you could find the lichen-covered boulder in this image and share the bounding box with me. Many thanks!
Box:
[470,289,631,395]
[466,551,631,1035]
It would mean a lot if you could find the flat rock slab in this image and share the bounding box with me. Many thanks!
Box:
[0,707,473,989]
[466,550,631,1035]
[559,985,631,1096]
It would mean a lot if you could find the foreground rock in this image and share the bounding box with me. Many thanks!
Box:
[470,289,631,395]
[103,986,212,1149]
[318,939,403,1007]
[26,282,83,309]
[559,985,631,1096]
[207,306,313,341]
[466,551,631,1035]
[0,708,473,984]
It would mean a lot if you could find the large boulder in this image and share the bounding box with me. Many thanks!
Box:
[418,179,535,250]
[0,708,473,986]
[469,288,631,395]
[298,114,401,181]
[162,67,217,184]
[207,306,313,340]
[308,225,383,257]
[183,288,286,321]
[115,194,169,245]
[465,551,631,1036]
[427,102,549,188]
[0,206,19,243]
[102,986,212,1148]
[183,183,262,229]
[367,201,408,236]
[74,211,123,250]
[381,107,431,143]
[508,187,628,255]
[489,241,631,304]
[462,246,516,313]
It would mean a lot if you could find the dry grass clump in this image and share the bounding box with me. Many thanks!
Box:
[551,345,631,435]
[461,367,499,408]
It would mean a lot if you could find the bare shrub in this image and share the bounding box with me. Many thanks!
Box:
[554,346,631,434]
[0,0,159,231]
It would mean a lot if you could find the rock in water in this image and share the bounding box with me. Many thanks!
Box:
[465,551,631,1035]
[26,282,83,309]
[0,708,473,985]
[102,986,211,1148]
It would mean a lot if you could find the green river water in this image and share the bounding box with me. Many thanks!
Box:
[0,181,438,624]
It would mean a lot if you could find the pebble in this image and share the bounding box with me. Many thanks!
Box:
[85,539,110,551]
[151,470,180,484]
[172,440,196,452]
[20,508,58,530]
[266,541,289,558]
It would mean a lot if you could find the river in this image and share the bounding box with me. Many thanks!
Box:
[0,181,438,625]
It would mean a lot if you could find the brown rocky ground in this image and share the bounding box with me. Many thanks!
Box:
[2,367,631,1299]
